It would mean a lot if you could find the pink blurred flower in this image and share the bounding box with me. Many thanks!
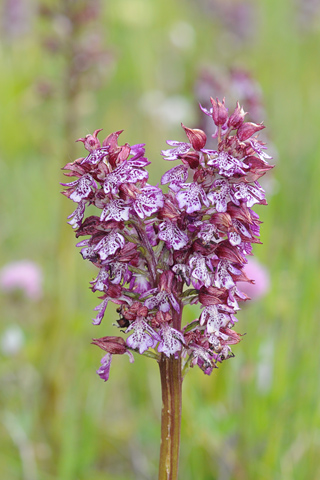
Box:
[1,0,36,40]
[239,258,270,300]
[0,260,43,300]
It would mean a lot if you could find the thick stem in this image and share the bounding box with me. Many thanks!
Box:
[158,354,182,480]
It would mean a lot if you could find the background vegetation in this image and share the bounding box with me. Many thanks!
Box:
[1,0,319,479]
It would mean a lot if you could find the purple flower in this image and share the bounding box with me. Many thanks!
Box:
[67,201,86,229]
[126,318,160,354]
[146,223,158,246]
[176,182,209,213]
[248,139,272,161]
[207,151,249,177]
[77,240,98,261]
[190,345,216,375]
[133,185,164,219]
[144,289,180,313]
[81,146,109,165]
[233,219,252,239]
[158,221,188,250]
[108,261,131,285]
[104,159,149,194]
[199,105,229,137]
[200,305,229,332]
[62,98,273,379]
[130,143,146,157]
[0,260,43,301]
[207,179,231,213]
[93,336,135,381]
[96,353,112,381]
[157,324,185,357]
[161,165,189,192]
[130,274,151,294]
[230,181,265,207]
[100,199,130,222]
[238,258,270,300]
[197,223,222,244]
[91,268,109,292]
[227,286,245,310]
[172,264,191,286]
[161,140,191,161]
[62,174,97,202]
[215,260,241,290]
[92,298,108,325]
[189,254,212,289]
[94,231,125,260]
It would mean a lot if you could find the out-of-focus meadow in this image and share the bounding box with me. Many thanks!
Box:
[1,0,320,479]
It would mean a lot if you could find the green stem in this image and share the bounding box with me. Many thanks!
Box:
[158,354,182,480]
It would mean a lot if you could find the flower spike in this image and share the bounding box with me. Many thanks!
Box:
[62,97,273,381]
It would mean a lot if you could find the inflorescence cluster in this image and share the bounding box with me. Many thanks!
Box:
[62,98,273,381]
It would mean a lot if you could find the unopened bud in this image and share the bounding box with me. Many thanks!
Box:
[182,124,207,150]
[76,129,102,152]
[102,130,123,148]
[180,152,200,169]
[102,130,124,167]
[237,122,265,141]
[91,336,127,354]
[210,97,228,126]
[228,102,246,129]
[118,143,131,163]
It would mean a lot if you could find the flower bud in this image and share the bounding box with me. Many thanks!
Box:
[180,152,200,169]
[182,124,207,150]
[102,130,123,167]
[102,130,123,148]
[91,336,127,354]
[210,97,228,126]
[118,143,131,163]
[237,122,265,141]
[76,129,102,152]
[228,102,246,129]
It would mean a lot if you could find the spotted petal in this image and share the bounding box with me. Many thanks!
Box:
[189,254,212,288]
[100,199,130,222]
[215,261,237,290]
[176,183,209,214]
[94,232,125,260]
[67,174,97,202]
[81,147,109,165]
[157,324,185,357]
[161,165,188,192]
[67,201,86,229]
[207,179,231,213]
[231,181,265,207]
[161,141,191,161]
[158,221,188,250]
[207,152,248,177]
[104,161,148,194]
[91,268,109,292]
[126,318,160,354]
[133,185,164,219]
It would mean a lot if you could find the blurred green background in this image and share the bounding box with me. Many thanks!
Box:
[1,0,320,479]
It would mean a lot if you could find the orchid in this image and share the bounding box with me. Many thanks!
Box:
[62,97,273,480]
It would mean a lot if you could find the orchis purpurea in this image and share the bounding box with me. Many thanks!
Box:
[62,98,273,379]
[62,97,273,480]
